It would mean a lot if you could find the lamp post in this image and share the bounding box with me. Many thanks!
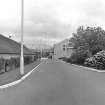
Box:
[20,0,24,75]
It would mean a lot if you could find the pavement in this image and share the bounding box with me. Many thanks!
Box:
[0,60,41,86]
[0,59,105,105]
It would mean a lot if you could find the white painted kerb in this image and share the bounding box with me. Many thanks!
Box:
[60,60,105,73]
[0,62,42,89]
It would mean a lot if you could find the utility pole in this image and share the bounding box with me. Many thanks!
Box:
[20,0,24,75]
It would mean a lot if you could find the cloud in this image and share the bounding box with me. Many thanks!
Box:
[0,0,105,48]
[24,20,71,38]
[23,0,105,45]
[80,0,105,17]
[0,1,72,45]
[21,6,72,45]
[70,0,105,29]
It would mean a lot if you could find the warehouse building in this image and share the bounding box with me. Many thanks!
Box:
[53,39,74,59]
[0,34,35,73]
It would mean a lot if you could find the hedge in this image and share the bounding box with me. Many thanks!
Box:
[84,50,105,69]
[0,55,38,74]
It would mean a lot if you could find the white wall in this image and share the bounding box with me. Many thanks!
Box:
[53,39,74,59]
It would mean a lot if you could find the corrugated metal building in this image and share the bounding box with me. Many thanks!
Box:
[0,34,35,72]
[0,34,34,58]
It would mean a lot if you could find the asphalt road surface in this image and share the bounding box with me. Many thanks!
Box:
[0,59,105,105]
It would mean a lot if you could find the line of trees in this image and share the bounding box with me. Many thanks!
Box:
[66,26,105,69]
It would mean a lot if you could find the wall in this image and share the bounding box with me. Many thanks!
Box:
[53,39,74,59]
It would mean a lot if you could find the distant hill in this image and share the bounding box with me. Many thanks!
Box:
[0,34,33,55]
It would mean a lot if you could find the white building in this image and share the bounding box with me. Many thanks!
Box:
[53,39,74,59]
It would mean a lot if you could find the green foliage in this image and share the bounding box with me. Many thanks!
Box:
[34,55,38,61]
[0,58,5,73]
[84,50,105,69]
[24,56,34,65]
[0,55,37,74]
[70,46,91,64]
[70,26,105,55]
[68,26,105,65]
[59,57,71,62]
[14,57,20,68]
[11,57,20,68]
[5,57,20,71]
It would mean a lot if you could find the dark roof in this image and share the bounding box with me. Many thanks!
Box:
[0,34,34,55]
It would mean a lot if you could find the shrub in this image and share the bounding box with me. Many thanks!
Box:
[24,56,34,65]
[59,57,71,63]
[0,58,5,73]
[84,50,105,69]
[34,55,38,61]
[15,57,20,68]
[10,57,19,69]
[70,46,91,64]
[70,52,80,64]
[70,26,105,55]
[4,57,20,72]
[84,57,96,67]
[0,55,37,74]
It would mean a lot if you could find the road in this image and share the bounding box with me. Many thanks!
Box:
[0,59,105,105]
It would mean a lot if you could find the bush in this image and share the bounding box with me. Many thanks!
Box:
[70,26,105,55]
[84,50,105,69]
[34,55,38,61]
[0,58,5,73]
[70,46,91,64]
[24,56,34,65]
[5,58,19,72]
[10,57,20,69]
[15,57,20,68]
[0,57,20,72]
[70,52,80,64]
[84,57,96,67]
[59,57,71,63]
[0,55,37,74]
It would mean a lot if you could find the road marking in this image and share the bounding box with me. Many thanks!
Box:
[21,63,42,80]
[0,62,43,89]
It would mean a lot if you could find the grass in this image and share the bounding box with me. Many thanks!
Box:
[0,60,41,86]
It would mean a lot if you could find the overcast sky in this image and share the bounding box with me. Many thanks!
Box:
[0,0,105,48]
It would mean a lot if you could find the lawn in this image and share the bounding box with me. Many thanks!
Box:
[0,60,41,86]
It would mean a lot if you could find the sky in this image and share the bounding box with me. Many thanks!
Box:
[0,0,105,48]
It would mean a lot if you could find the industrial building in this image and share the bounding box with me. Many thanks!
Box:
[53,39,74,59]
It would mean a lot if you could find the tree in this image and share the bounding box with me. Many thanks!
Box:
[70,45,91,64]
[70,26,105,55]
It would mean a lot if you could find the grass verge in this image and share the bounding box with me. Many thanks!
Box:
[0,60,41,86]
